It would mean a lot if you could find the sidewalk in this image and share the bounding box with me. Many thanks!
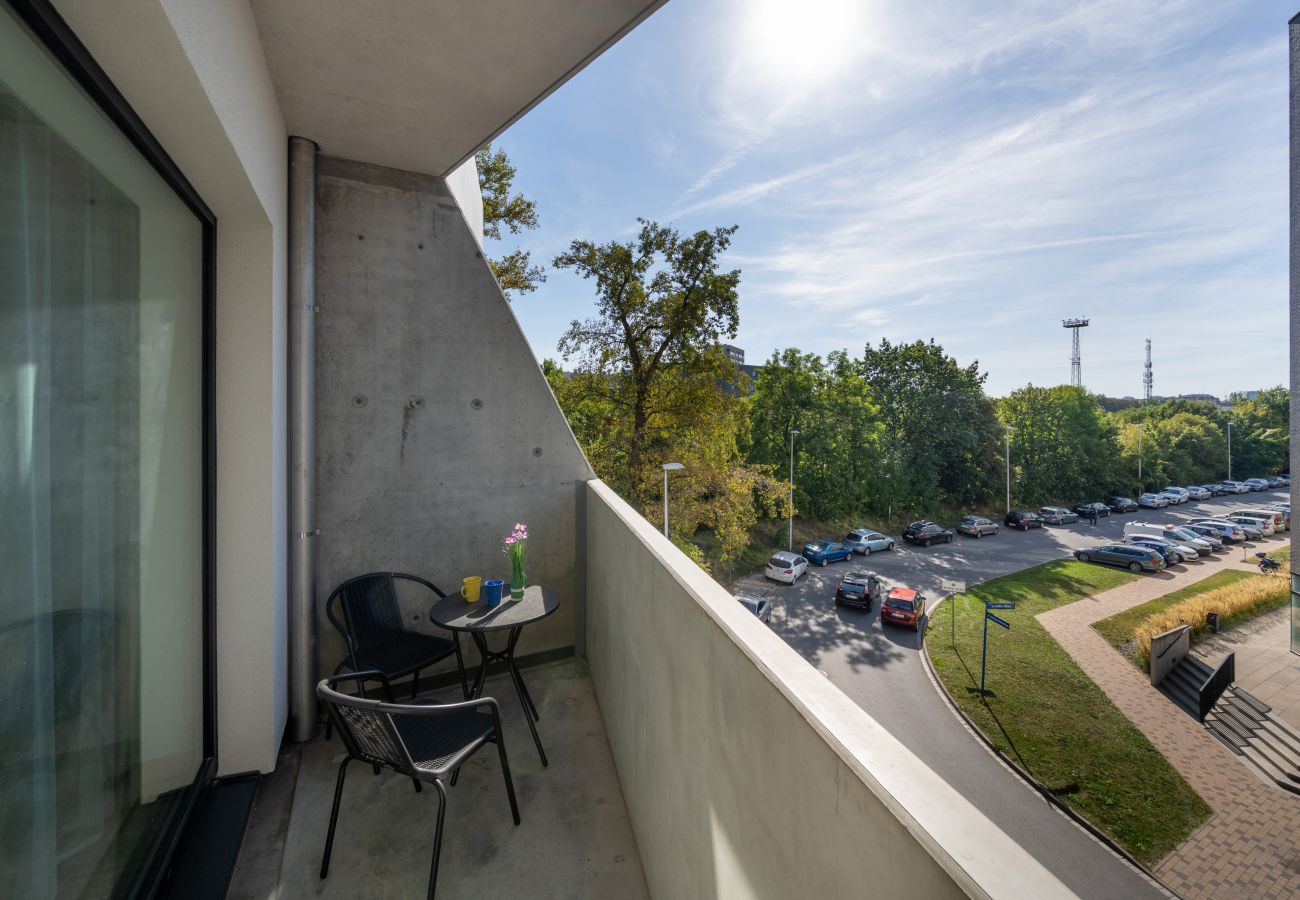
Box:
[1194,607,1300,732]
[1037,550,1300,900]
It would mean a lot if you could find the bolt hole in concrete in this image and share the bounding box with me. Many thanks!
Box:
[357,234,364,240]
[533,447,543,457]
[471,398,483,410]
[351,395,367,408]
[408,396,424,409]
[418,243,424,250]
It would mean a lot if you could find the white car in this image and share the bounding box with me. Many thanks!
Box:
[1125,534,1198,563]
[1157,490,1185,505]
[1123,522,1212,557]
[1161,487,1190,504]
[1225,515,1275,537]
[764,551,809,584]
[1138,493,1168,509]
[1185,486,1211,501]
[1220,481,1251,494]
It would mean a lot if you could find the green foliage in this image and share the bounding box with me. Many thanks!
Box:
[476,143,545,298]
[999,385,1119,504]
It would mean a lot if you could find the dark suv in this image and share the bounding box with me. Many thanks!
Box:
[835,570,883,610]
[1106,496,1138,513]
[902,521,954,546]
[1074,502,1110,518]
[1004,511,1043,530]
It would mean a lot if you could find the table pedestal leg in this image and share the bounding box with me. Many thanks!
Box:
[468,629,547,767]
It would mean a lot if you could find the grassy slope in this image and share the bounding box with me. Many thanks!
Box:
[927,560,1211,866]
[1092,569,1255,649]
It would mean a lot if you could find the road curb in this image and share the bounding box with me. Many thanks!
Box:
[920,597,1178,899]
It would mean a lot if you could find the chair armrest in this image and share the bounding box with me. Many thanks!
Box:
[379,695,501,719]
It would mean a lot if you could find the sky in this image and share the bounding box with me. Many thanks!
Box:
[490,0,1292,399]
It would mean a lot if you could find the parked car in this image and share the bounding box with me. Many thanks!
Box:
[1157,490,1185,506]
[1106,496,1139,513]
[903,521,954,546]
[802,539,853,566]
[735,595,772,623]
[1187,520,1245,543]
[1235,508,1287,532]
[880,586,927,631]
[1220,480,1251,494]
[1244,478,1270,491]
[1184,486,1210,501]
[843,529,896,555]
[764,551,809,583]
[1200,484,1227,496]
[835,570,884,610]
[1196,518,1263,540]
[1075,544,1165,573]
[1125,536,1186,565]
[957,516,999,537]
[1162,486,1191,503]
[1038,506,1078,525]
[1224,514,1275,537]
[1074,502,1110,518]
[1263,505,1291,530]
[1122,522,1211,556]
[1005,510,1044,530]
[1170,524,1224,551]
[1138,492,1168,509]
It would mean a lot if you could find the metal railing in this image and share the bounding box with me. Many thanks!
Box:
[1198,652,1235,722]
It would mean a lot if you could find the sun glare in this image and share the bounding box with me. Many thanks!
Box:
[740,0,868,84]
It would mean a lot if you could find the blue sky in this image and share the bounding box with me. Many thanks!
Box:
[492,0,1291,399]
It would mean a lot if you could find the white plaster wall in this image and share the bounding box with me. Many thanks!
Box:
[585,479,1077,900]
[54,0,290,775]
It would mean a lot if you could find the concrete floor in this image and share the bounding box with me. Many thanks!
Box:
[227,657,648,899]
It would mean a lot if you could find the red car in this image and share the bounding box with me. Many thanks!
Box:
[881,587,927,632]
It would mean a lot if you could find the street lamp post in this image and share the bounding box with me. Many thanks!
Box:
[1227,422,1233,481]
[788,429,799,552]
[662,462,684,538]
[1005,428,1012,514]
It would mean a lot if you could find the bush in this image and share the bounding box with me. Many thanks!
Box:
[1135,575,1288,662]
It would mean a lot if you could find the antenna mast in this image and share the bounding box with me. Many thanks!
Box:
[1143,338,1153,402]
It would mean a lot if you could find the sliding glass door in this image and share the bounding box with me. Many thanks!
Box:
[0,2,211,895]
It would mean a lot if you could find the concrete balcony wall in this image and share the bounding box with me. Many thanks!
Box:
[585,479,1076,900]
[314,156,593,680]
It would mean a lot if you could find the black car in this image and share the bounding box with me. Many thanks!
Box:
[1074,544,1165,573]
[1074,502,1110,518]
[902,521,954,546]
[1004,510,1043,530]
[1106,496,1138,513]
[835,570,883,610]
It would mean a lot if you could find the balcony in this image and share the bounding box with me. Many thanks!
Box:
[229,479,1073,899]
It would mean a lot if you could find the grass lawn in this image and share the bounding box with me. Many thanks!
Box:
[1092,569,1255,651]
[927,560,1212,867]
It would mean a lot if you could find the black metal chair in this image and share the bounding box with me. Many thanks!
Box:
[317,672,521,899]
[325,572,468,705]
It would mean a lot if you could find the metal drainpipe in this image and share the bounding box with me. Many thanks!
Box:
[288,136,319,743]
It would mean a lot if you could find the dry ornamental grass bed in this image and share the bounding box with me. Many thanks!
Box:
[1136,575,1289,663]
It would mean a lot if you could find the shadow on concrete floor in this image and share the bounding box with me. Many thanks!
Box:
[227,657,648,899]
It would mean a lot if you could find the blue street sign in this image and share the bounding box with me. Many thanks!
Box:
[985,601,1016,610]
[986,612,1011,629]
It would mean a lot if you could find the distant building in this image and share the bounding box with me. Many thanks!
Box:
[721,343,745,366]
[1178,393,1221,404]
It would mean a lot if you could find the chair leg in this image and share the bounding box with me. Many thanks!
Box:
[495,735,521,826]
[412,778,423,793]
[427,779,448,900]
[320,757,353,879]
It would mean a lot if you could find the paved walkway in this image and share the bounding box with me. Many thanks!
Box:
[1194,608,1300,732]
[1037,550,1300,900]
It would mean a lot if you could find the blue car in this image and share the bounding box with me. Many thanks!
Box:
[802,539,853,567]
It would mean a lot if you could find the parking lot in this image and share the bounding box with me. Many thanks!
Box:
[730,489,1289,900]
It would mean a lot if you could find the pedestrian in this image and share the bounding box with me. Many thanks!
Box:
[1089,507,1098,526]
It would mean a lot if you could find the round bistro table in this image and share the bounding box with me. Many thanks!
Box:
[429,585,560,766]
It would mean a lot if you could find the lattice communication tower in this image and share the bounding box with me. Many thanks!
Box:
[1062,318,1089,388]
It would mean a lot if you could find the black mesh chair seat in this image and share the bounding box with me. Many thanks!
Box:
[355,633,459,680]
[318,673,520,899]
[325,572,467,704]
[397,710,495,773]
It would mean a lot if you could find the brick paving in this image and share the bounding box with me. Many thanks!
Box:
[1194,608,1300,732]
[1037,548,1300,900]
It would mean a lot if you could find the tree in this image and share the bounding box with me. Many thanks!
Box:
[554,219,741,500]
[476,143,545,298]
[859,339,1001,512]
[998,385,1120,503]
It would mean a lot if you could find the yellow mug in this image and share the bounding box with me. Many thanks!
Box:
[460,576,482,602]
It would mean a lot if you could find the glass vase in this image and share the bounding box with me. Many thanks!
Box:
[510,555,525,599]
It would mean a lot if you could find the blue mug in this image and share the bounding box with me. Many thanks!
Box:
[483,579,505,608]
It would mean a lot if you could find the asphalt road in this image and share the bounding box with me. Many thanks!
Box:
[732,490,1290,899]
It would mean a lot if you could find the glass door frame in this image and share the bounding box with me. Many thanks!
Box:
[6,0,218,895]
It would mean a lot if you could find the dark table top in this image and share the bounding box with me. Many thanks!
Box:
[429,585,560,633]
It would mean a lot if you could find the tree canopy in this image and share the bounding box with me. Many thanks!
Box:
[476,143,545,298]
